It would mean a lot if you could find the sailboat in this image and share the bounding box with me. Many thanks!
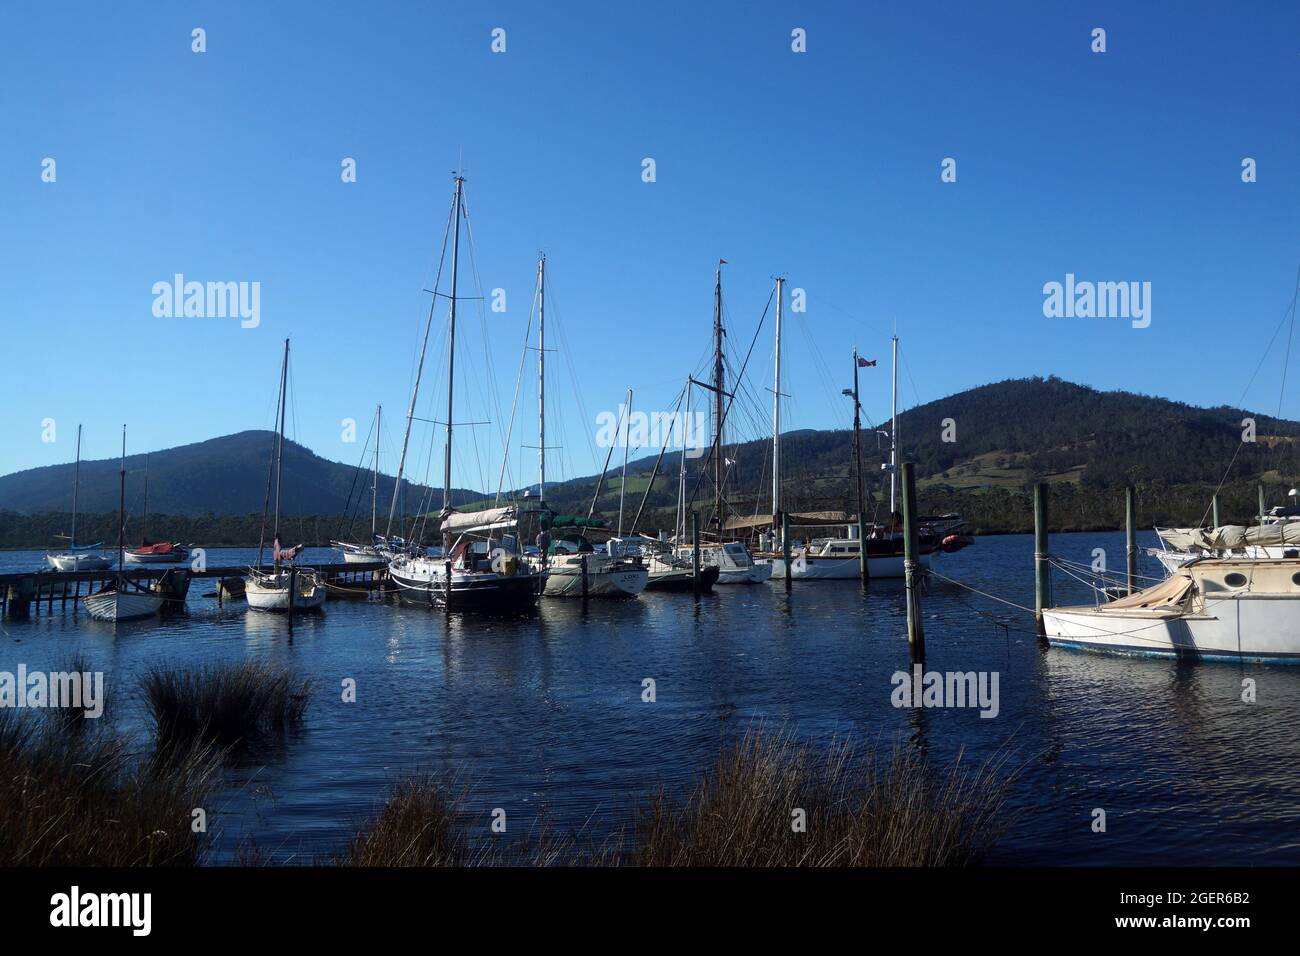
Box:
[761,333,971,579]
[671,261,771,584]
[46,424,110,571]
[244,339,327,612]
[124,455,191,564]
[385,175,546,610]
[529,257,648,599]
[83,427,165,622]
[331,405,391,563]
[1042,558,1300,662]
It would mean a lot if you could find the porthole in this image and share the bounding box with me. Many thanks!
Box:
[1224,572,1248,588]
[1292,572,1300,587]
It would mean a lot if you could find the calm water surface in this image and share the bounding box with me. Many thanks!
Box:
[2,531,1296,866]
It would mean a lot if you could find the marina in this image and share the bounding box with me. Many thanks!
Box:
[3,532,1299,867]
[5,4,1300,934]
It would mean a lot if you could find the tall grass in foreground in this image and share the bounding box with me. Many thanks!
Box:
[342,730,1016,867]
[0,708,217,866]
[140,661,314,752]
[628,730,1013,866]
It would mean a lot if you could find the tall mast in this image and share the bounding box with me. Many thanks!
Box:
[71,424,81,549]
[116,425,126,576]
[386,176,462,542]
[371,405,380,537]
[537,253,546,507]
[713,259,725,538]
[618,388,632,537]
[678,379,690,543]
[852,348,865,531]
[889,334,899,516]
[443,175,465,523]
[771,277,783,545]
[272,338,289,560]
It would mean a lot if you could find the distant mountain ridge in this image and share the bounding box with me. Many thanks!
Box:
[4,379,1300,536]
[0,430,475,518]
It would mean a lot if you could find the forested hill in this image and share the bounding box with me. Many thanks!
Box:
[0,430,475,518]
[3,378,1298,544]
[523,376,1300,535]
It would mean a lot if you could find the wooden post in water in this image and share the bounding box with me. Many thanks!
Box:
[444,559,452,610]
[5,580,34,620]
[1212,493,1221,529]
[1259,484,1267,527]
[691,511,701,597]
[1034,482,1050,639]
[1125,486,1137,596]
[781,510,792,592]
[580,553,589,603]
[287,567,297,631]
[901,463,925,664]
[858,511,870,585]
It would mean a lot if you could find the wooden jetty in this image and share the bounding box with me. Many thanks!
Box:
[0,561,389,619]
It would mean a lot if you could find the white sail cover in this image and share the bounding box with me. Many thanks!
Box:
[1159,524,1300,551]
[441,506,515,533]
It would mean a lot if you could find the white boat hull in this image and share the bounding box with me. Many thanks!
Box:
[47,553,111,572]
[245,571,327,612]
[543,564,648,597]
[1044,601,1300,662]
[767,552,929,580]
[341,548,381,564]
[713,562,773,585]
[83,587,164,622]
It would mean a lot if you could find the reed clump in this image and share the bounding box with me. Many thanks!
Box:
[338,774,469,866]
[140,660,314,751]
[627,729,1012,866]
[342,730,1014,867]
[0,708,217,866]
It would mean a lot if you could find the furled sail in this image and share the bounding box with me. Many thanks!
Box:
[1159,524,1300,551]
[441,506,516,533]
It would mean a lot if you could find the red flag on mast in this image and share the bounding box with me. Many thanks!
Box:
[857,357,877,367]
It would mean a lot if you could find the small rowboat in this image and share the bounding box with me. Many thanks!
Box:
[83,581,164,622]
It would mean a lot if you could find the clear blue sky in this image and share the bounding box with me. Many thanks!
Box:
[3,1,1298,494]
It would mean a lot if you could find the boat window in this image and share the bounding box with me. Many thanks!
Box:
[1224,572,1248,588]
[1292,572,1300,587]
[724,543,746,556]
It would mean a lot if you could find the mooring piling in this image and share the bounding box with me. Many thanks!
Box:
[858,510,870,586]
[781,510,792,592]
[1125,485,1137,596]
[691,511,701,597]
[901,462,925,664]
[1212,493,1221,529]
[1034,482,1050,639]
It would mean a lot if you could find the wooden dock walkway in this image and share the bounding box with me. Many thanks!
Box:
[0,561,389,619]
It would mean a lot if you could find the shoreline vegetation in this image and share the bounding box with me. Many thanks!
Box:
[0,476,1283,550]
[0,661,1015,867]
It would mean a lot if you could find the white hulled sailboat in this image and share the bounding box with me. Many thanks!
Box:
[46,424,110,572]
[83,427,165,622]
[244,339,326,612]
